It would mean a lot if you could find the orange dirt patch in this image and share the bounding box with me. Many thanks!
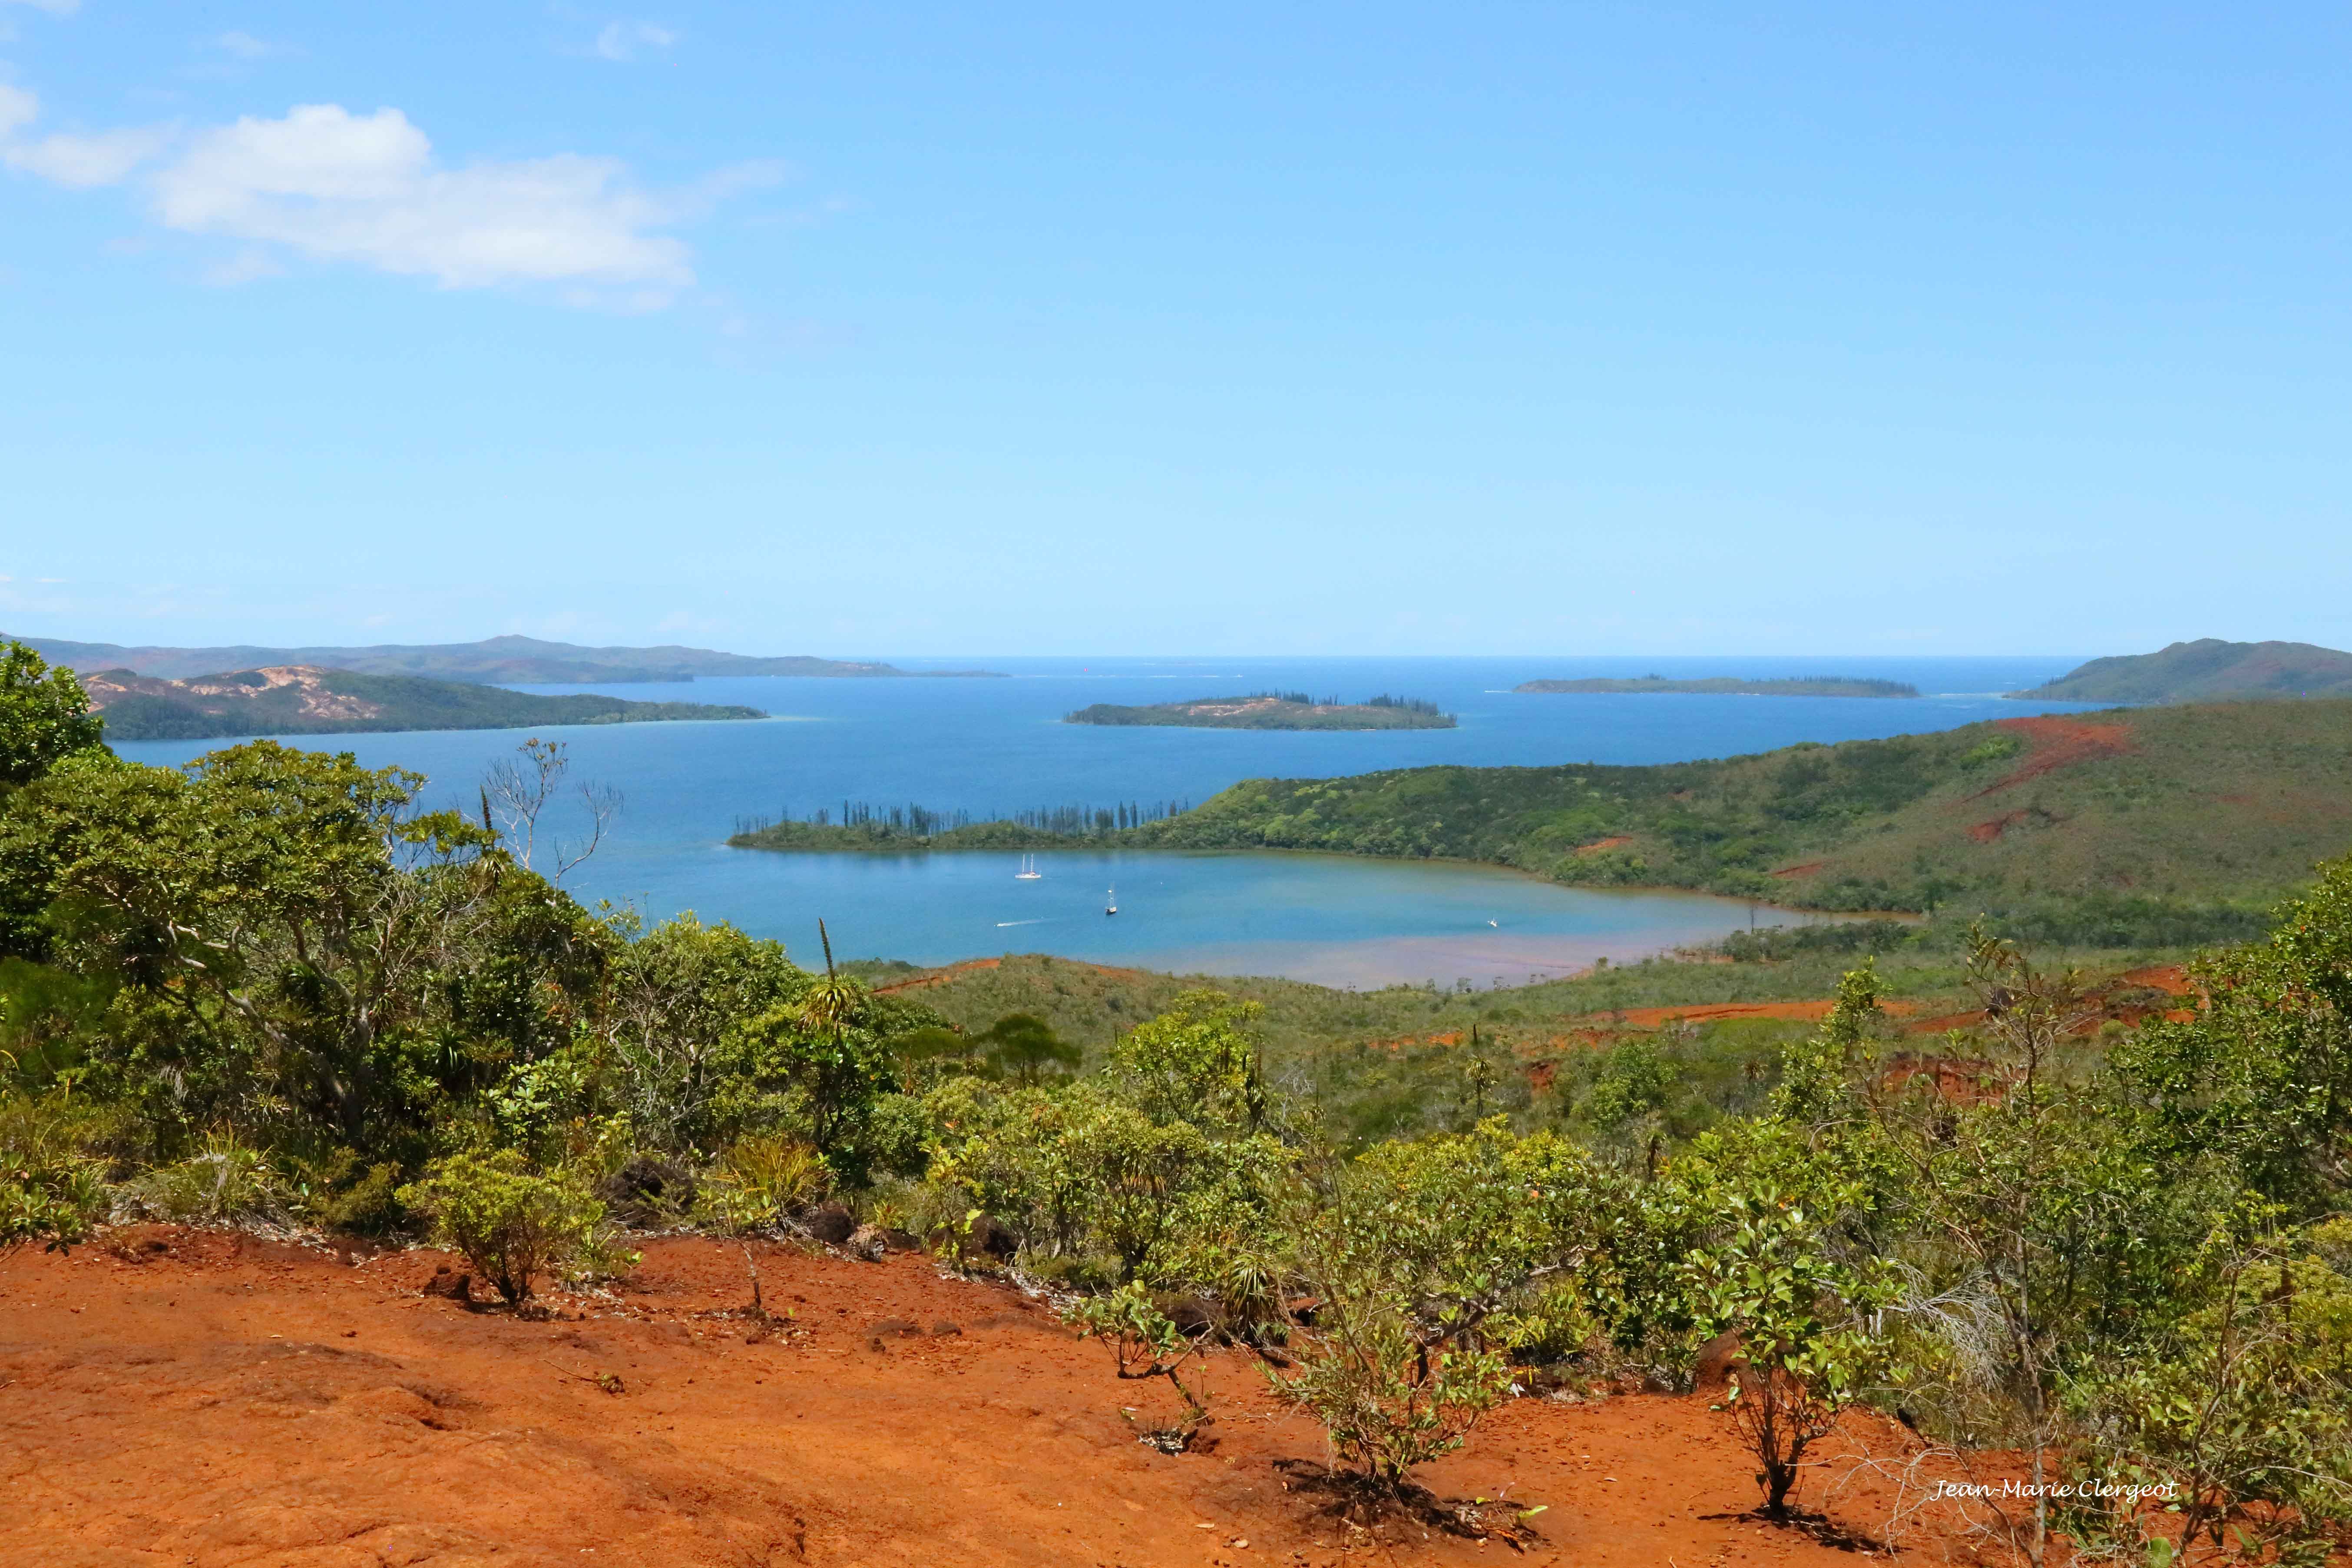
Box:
[1767,861,1828,879]
[1574,836,1634,857]
[1968,716,2135,800]
[2,1229,2001,1568]
[2119,965,2191,996]
[1968,810,2029,844]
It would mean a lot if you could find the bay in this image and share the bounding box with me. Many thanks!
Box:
[111,654,2101,985]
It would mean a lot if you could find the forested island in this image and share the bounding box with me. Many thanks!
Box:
[79,665,766,740]
[2011,637,2352,702]
[1065,691,1455,730]
[1516,675,1919,698]
[7,631,1005,684]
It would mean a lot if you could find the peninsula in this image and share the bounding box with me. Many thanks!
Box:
[79,665,767,741]
[1516,675,1919,698]
[2010,638,2352,703]
[1065,692,1455,730]
[6,632,1005,685]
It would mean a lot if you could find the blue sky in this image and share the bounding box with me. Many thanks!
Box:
[1,3,2345,657]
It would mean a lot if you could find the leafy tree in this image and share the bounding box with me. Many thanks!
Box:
[2110,854,2352,1217]
[979,1012,1080,1085]
[1109,990,1269,1133]
[2063,1216,2352,1566]
[0,642,106,791]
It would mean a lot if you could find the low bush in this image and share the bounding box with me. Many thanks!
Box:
[0,1092,108,1249]
[122,1132,284,1225]
[397,1150,604,1307]
[695,1135,831,1232]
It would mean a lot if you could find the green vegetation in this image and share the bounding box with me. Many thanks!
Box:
[78,664,766,740]
[7,634,2352,1542]
[741,698,2349,948]
[1115,699,2352,946]
[1517,675,1919,698]
[1066,691,1456,730]
[729,797,1188,850]
[7,631,1004,684]
[2013,637,2352,702]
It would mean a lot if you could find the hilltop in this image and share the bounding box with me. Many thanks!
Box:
[2012,638,2352,702]
[80,665,767,740]
[8,632,1004,685]
[1517,675,1919,698]
[1066,691,1455,730]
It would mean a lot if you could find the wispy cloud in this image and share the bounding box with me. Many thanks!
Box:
[1,92,782,304]
[6,123,172,187]
[590,20,676,62]
[211,31,292,61]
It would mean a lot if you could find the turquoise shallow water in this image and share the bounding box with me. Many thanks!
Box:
[111,654,2097,985]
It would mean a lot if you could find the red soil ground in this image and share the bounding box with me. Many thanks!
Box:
[3,1230,2011,1568]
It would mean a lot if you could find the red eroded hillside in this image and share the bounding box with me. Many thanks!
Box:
[1,1230,2020,1568]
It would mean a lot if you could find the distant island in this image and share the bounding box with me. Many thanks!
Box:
[5,632,1005,685]
[1516,675,1919,698]
[1065,691,1456,731]
[79,665,767,741]
[2010,638,2352,703]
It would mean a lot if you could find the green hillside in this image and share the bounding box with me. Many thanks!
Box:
[83,666,767,741]
[2014,638,2352,701]
[1120,700,2352,938]
[9,631,1002,684]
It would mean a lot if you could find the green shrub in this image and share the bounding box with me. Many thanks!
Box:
[0,1093,108,1249]
[397,1149,603,1306]
[1258,1124,1599,1491]
[694,1135,831,1232]
[123,1131,284,1225]
[2062,1219,2352,1565]
[1680,1182,1895,1519]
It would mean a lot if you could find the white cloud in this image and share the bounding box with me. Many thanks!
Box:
[148,103,764,293]
[4,124,169,186]
[212,31,288,60]
[0,83,34,136]
[3,89,775,302]
[592,20,676,61]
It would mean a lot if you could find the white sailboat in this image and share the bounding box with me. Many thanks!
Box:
[1105,884,1118,916]
[1014,853,1042,880]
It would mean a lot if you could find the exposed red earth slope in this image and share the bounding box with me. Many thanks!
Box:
[3,1230,2015,1568]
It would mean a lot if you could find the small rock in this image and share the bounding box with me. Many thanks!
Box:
[929,1320,963,1337]
[844,1224,888,1262]
[799,1201,856,1245]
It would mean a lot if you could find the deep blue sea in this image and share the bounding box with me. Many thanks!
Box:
[113,655,2102,987]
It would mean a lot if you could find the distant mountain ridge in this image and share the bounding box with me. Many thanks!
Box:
[2012,639,2352,702]
[7,632,1004,685]
[79,665,768,741]
[1517,675,1918,698]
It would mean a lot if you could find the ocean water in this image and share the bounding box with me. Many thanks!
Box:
[112,655,2101,986]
